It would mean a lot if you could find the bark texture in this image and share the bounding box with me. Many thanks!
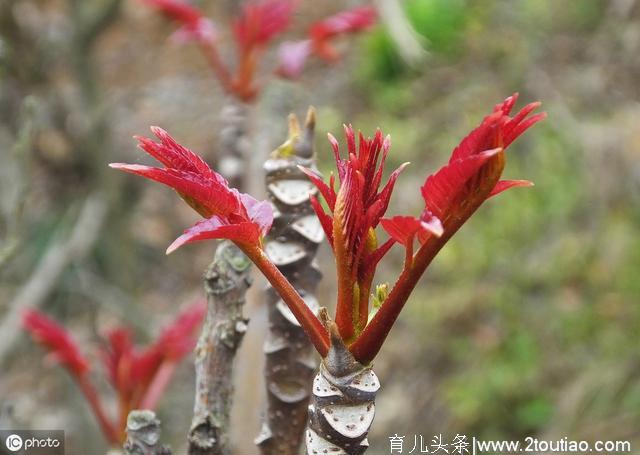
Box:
[255,109,324,455]
[124,410,171,455]
[188,241,252,455]
[306,322,380,455]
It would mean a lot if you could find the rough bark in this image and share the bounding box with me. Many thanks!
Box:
[188,241,252,455]
[306,320,379,455]
[255,109,324,455]
[124,410,171,455]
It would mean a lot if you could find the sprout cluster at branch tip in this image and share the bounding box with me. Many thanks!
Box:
[111,94,544,366]
[110,95,544,454]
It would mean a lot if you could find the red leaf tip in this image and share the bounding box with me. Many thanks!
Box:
[117,128,273,252]
[22,309,90,377]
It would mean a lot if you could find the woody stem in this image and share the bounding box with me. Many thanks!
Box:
[240,245,330,357]
[187,241,251,455]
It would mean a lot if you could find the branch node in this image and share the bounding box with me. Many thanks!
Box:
[124,410,171,455]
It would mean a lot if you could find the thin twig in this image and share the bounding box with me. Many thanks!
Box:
[0,97,36,270]
[82,0,124,45]
[0,193,108,367]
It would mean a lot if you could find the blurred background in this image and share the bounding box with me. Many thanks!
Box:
[1,0,640,453]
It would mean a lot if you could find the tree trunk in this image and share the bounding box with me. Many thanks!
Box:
[256,109,324,455]
[306,320,379,455]
[188,241,252,455]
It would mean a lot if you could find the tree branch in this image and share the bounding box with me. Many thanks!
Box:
[0,193,108,367]
[0,96,36,270]
[82,0,124,45]
[187,241,252,455]
[124,410,172,455]
[255,108,324,455]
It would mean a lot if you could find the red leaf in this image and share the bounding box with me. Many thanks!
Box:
[302,125,405,340]
[380,215,443,247]
[504,111,547,148]
[310,5,377,40]
[141,0,202,25]
[151,301,206,360]
[239,193,274,236]
[309,5,377,61]
[327,132,347,182]
[233,0,294,50]
[421,148,502,220]
[138,127,219,180]
[488,179,534,198]
[141,0,216,43]
[109,164,239,218]
[22,309,90,378]
[101,328,137,393]
[309,195,334,246]
[166,216,262,254]
[298,165,336,210]
[101,302,204,400]
[365,238,395,270]
[349,95,545,365]
[449,111,503,163]
[414,95,544,232]
[450,94,546,163]
[275,6,377,78]
[276,40,312,79]
[111,128,274,252]
[374,161,408,226]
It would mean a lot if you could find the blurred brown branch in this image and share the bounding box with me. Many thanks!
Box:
[66,0,123,175]
[0,96,35,270]
[80,0,124,45]
[0,193,107,367]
